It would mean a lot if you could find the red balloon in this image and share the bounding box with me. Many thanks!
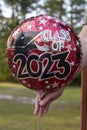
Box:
[6,15,82,92]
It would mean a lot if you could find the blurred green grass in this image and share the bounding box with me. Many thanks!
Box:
[0,82,81,130]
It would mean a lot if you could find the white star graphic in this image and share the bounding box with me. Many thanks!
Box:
[53,23,57,27]
[22,80,26,84]
[40,19,47,26]
[74,48,76,51]
[52,81,58,88]
[45,80,49,84]
[46,85,51,89]
[39,26,43,30]
[28,24,32,30]
[13,65,16,69]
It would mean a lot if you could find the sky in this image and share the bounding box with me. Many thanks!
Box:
[0,0,72,18]
[0,0,12,17]
[0,0,86,25]
[0,0,45,18]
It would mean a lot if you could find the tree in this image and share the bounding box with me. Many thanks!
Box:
[41,0,66,19]
[3,0,39,20]
[0,6,12,81]
[17,0,39,19]
[66,0,86,32]
[42,0,86,32]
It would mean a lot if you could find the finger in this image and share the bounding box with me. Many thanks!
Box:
[40,88,63,106]
[34,96,40,115]
[39,89,63,117]
[39,102,51,117]
[39,106,45,117]
[43,101,51,114]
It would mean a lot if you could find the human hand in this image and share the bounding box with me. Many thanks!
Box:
[34,87,64,117]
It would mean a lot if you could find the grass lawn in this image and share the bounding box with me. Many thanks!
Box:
[0,82,81,130]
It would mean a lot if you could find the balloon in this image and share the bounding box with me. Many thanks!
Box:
[6,15,82,92]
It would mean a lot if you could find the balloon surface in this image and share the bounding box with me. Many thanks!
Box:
[6,15,82,92]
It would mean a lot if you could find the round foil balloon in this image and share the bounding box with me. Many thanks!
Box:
[6,15,82,92]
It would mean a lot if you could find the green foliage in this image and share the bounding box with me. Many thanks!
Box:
[0,14,18,81]
[69,73,81,86]
[66,0,86,31]
[42,0,86,32]
[41,0,66,19]
[3,0,39,20]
